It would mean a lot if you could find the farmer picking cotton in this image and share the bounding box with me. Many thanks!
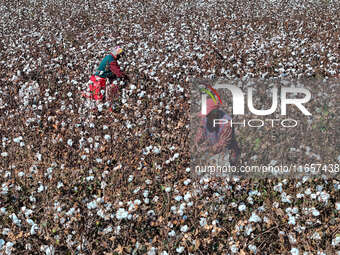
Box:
[83,46,129,102]
[194,98,241,166]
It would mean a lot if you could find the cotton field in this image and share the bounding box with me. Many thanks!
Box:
[0,0,339,254]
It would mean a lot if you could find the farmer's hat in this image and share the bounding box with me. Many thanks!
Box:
[112,46,123,57]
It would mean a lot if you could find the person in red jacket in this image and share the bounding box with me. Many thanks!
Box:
[194,98,240,167]
[84,46,129,102]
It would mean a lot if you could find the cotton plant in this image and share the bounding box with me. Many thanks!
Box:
[0,0,339,253]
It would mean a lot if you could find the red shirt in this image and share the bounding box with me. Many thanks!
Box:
[109,57,124,78]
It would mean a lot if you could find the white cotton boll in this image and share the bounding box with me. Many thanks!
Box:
[0,207,7,215]
[180,225,188,232]
[29,195,36,202]
[319,192,330,203]
[4,171,10,178]
[5,242,14,254]
[238,204,246,212]
[67,139,73,146]
[335,202,340,210]
[97,209,105,218]
[184,192,191,201]
[133,199,141,207]
[86,176,94,181]
[40,245,55,255]
[249,212,261,223]
[247,196,254,205]
[176,246,184,253]
[295,181,302,188]
[248,244,257,254]
[168,230,176,237]
[13,136,23,143]
[230,244,238,253]
[133,187,140,194]
[1,152,8,157]
[245,224,253,236]
[143,190,149,198]
[291,248,299,255]
[57,182,63,189]
[297,193,304,198]
[310,193,317,199]
[100,181,107,189]
[138,91,145,98]
[270,160,277,166]
[37,184,44,193]
[96,197,104,204]
[152,196,159,203]
[316,185,324,192]
[30,224,39,235]
[147,247,157,255]
[23,208,33,217]
[116,208,128,220]
[292,207,299,214]
[288,215,296,225]
[332,235,340,247]
[36,152,42,161]
[10,213,21,226]
[144,198,150,205]
[152,147,160,154]
[281,192,292,203]
[100,226,113,235]
[312,208,320,217]
[174,195,182,201]
[128,175,134,183]
[87,201,97,209]
[183,179,191,185]
[128,202,136,211]
[97,104,103,112]
[2,228,11,236]
[165,187,171,192]
[178,203,185,212]
[200,217,207,227]
[311,232,321,240]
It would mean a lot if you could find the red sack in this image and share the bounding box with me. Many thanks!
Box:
[86,75,106,101]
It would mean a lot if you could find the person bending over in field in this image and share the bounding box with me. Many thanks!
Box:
[194,98,241,167]
[83,46,129,102]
